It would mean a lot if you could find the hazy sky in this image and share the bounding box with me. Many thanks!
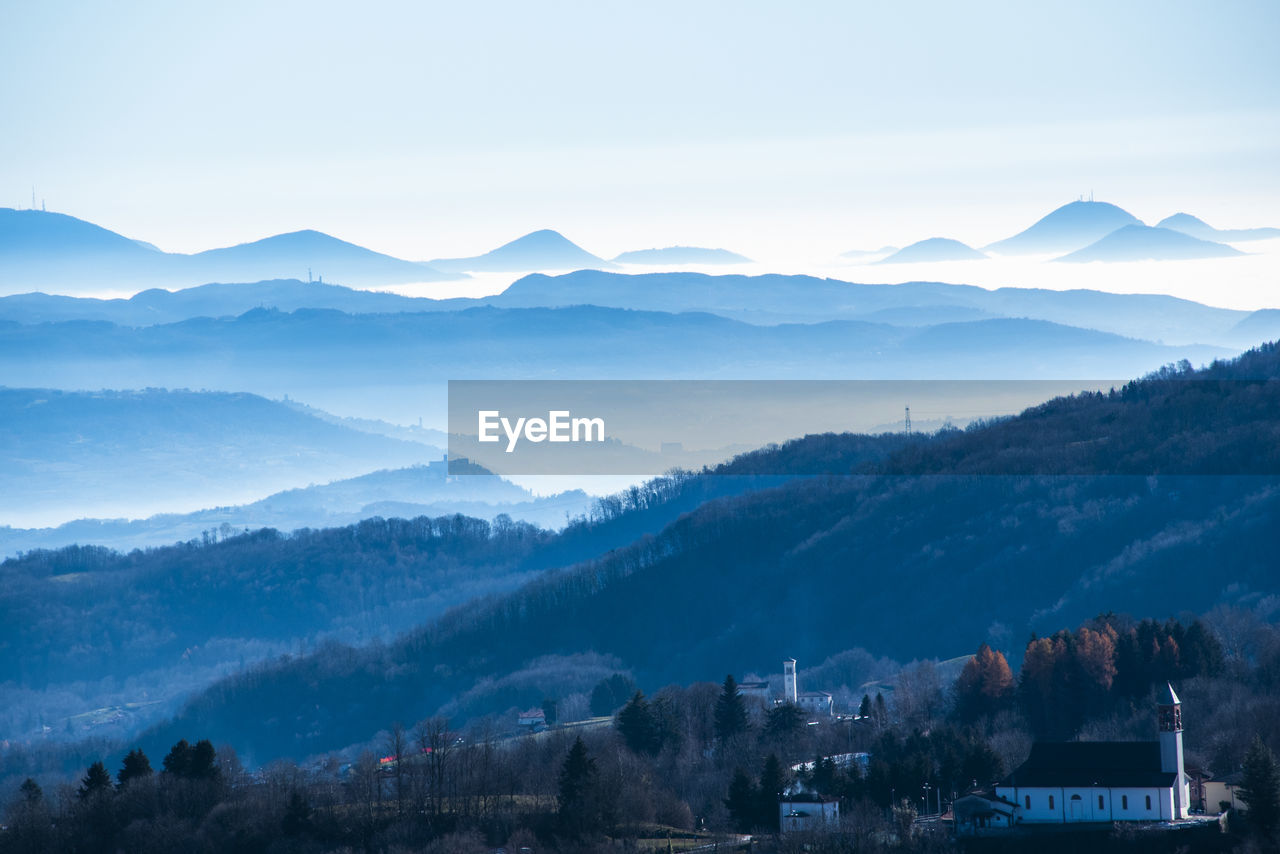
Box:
[2,0,1278,262]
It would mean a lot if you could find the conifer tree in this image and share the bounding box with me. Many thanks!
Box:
[714,675,749,742]
[118,748,153,787]
[558,736,600,837]
[1240,736,1280,838]
[78,761,112,800]
[724,768,757,833]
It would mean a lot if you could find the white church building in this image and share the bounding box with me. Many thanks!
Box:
[994,683,1190,824]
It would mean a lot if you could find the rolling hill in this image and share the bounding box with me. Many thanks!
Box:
[1155,212,1280,243]
[0,388,440,527]
[875,238,986,264]
[0,463,595,557]
[0,308,1232,425]
[985,200,1142,255]
[612,246,751,265]
[1054,224,1244,263]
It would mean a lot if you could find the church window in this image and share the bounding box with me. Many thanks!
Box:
[1048,795,1055,810]
[1145,795,1151,810]
[1099,795,1105,809]
[1122,795,1128,810]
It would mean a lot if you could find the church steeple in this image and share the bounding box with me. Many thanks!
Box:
[1157,682,1182,732]
[1157,682,1188,818]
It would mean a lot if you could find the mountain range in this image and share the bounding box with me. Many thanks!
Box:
[2,271,1262,346]
[0,209,461,293]
[0,307,1232,425]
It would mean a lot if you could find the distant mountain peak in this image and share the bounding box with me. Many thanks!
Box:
[429,229,610,273]
[1054,224,1245,263]
[986,200,1142,255]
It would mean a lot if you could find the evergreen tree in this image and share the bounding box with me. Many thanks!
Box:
[859,694,872,718]
[763,702,805,754]
[1239,736,1280,838]
[724,768,757,833]
[616,691,658,755]
[714,675,749,742]
[78,761,113,800]
[163,739,193,776]
[117,748,153,787]
[756,753,786,832]
[557,736,600,837]
[19,778,42,804]
[189,739,219,780]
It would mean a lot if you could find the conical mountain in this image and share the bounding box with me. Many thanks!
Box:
[1054,224,1244,263]
[188,230,458,284]
[430,229,610,273]
[875,237,986,264]
[986,200,1142,255]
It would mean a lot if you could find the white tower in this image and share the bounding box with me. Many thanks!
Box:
[1157,682,1189,819]
[783,658,798,704]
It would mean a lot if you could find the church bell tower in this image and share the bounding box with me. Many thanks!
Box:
[1157,682,1189,819]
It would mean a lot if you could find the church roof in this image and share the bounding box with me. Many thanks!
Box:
[999,742,1177,789]
[1158,682,1180,706]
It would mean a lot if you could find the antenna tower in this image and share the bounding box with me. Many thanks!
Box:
[905,405,912,435]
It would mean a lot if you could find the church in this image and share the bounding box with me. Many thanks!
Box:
[991,683,1190,824]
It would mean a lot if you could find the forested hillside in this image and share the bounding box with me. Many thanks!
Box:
[132,345,1280,763]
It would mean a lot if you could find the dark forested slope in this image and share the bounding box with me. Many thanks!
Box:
[142,345,1280,762]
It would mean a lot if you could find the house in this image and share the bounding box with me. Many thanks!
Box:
[780,796,840,833]
[738,681,771,700]
[517,708,546,730]
[1203,771,1246,814]
[953,793,1018,835]
[797,690,834,717]
[995,683,1190,824]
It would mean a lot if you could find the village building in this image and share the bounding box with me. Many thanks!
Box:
[993,683,1190,824]
[780,658,834,716]
[516,708,546,730]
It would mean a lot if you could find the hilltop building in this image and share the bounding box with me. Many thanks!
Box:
[781,658,834,717]
[992,683,1190,824]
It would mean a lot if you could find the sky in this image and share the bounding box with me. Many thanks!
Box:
[2,1,1279,273]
